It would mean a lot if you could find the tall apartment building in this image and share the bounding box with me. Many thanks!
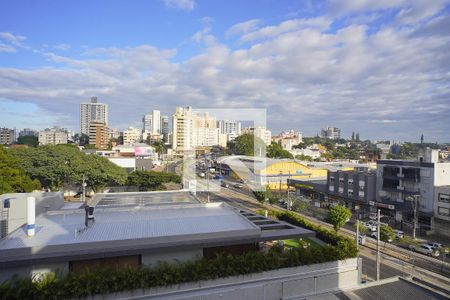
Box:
[320,127,341,140]
[161,115,169,143]
[18,128,38,137]
[0,127,16,145]
[218,120,241,141]
[376,148,450,236]
[172,107,193,151]
[192,112,222,147]
[38,128,68,145]
[143,114,152,132]
[80,97,108,135]
[242,126,272,145]
[89,122,109,149]
[123,127,142,145]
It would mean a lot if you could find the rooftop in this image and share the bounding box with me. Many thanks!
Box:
[0,191,313,267]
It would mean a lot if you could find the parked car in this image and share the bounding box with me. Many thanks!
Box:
[426,242,444,250]
[365,221,377,232]
[221,182,229,188]
[394,230,404,239]
[233,183,244,189]
[409,244,440,257]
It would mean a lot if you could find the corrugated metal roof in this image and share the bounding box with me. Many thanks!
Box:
[0,203,259,251]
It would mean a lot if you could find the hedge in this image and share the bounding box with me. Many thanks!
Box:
[0,211,357,299]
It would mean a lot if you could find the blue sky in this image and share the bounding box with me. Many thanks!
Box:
[1,0,450,142]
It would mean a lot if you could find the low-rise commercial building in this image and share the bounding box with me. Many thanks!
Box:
[0,191,312,282]
[123,127,142,144]
[376,149,450,235]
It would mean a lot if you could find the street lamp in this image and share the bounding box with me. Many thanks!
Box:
[406,193,420,240]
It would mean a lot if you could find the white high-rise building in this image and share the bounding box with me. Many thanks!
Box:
[218,120,241,141]
[192,112,220,147]
[143,114,152,132]
[161,115,169,143]
[152,110,161,134]
[80,97,108,135]
[320,126,341,140]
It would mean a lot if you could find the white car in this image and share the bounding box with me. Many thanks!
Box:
[394,230,404,239]
[370,231,392,243]
[409,244,440,257]
[365,221,377,232]
[426,242,444,250]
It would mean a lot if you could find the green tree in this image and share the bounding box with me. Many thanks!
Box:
[294,154,313,161]
[328,205,352,231]
[353,220,368,235]
[73,133,89,146]
[128,170,181,191]
[380,224,395,243]
[17,135,39,147]
[151,140,166,156]
[253,186,277,204]
[11,145,127,192]
[227,134,265,156]
[266,142,293,159]
[0,146,41,194]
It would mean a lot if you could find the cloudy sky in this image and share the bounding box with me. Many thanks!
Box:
[1,0,449,142]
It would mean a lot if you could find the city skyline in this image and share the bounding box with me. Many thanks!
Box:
[1,1,450,142]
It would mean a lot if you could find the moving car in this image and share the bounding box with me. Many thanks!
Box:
[221,181,229,188]
[233,183,244,189]
[394,229,404,239]
[409,244,440,257]
[365,221,377,232]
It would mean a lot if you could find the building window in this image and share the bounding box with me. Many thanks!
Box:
[359,191,364,197]
[329,186,334,192]
[348,190,354,196]
[438,207,450,216]
[339,187,343,193]
[359,180,365,187]
[339,178,344,184]
[330,176,335,182]
[348,179,354,186]
[438,193,450,203]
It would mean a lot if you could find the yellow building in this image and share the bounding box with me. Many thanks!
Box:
[217,156,328,190]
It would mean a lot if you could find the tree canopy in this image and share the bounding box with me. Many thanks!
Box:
[128,170,181,191]
[227,134,265,156]
[11,144,128,192]
[380,224,395,243]
[266,142,294,159]
[0,146,41,194]
[328,204,352,231]
[17,135,39,147]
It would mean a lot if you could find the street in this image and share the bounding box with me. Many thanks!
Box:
[195,183,450,292]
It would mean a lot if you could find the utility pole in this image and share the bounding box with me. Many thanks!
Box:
[376,209,381,281]
[356,217,360,251]
[205,155,210,203]
[413,194,418,240]
[82,174,87,205]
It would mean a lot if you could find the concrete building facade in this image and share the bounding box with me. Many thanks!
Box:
[123,127,142,145]
[218,120,241,141]
[321,127,341,140]
[80,97,108,135]
[88,121,109,150]
[242,126,272,145]
[38,128,68,145]
[376,149,450,234]
[161,115,169,143]
[0,127,16,145]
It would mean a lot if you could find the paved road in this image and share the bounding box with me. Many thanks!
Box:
[202,187,450,291]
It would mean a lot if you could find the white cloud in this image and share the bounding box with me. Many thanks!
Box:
[0,32,26,46]
[0,43,16,53]
[239,17,331,42]
[1,8,450,141]
[54,43,71,51]
[164,0,195,11]
[225,19,260,38]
